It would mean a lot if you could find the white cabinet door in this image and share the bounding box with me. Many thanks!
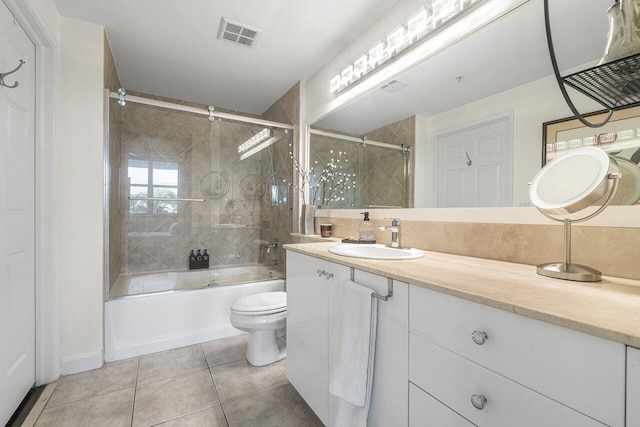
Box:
[287,251,330,424]
[287,251,351,425]
[328,269,409,427]
[628,346,640,427]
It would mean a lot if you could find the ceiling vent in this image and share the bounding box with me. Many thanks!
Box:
[380,80,408,94]
[217,17,261,48]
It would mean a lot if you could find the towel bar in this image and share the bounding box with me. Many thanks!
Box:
[350,268,393,301]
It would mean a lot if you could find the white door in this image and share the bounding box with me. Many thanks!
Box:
[433,115,513,207]
[0,2,36,424]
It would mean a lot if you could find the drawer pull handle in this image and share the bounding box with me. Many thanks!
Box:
[471,394,487,410]
[471,330,488,345]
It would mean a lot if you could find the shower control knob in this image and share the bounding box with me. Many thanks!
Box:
[471,330,488,345]
[471,394,487,410]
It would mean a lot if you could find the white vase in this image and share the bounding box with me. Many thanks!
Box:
[301,204,316,235]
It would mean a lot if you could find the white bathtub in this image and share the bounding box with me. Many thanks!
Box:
[110,264,284,298]
[105,271,285,361]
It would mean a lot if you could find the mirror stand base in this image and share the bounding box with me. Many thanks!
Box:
[536,263,601,282]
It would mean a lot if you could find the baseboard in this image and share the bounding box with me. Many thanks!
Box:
[105,327,242,362]
[60,350,103,375]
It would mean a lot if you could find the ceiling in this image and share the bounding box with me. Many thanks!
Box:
[316,0,613,134]
[52,0,399,115]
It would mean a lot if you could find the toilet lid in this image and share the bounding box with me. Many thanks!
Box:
[231,291,287,313]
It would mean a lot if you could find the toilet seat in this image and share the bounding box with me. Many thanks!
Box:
[231,291,287,315]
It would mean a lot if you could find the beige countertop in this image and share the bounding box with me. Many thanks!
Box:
[285,242,640,348]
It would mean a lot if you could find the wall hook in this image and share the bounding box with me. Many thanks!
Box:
[0,59,25,89]
[465,152,473,166]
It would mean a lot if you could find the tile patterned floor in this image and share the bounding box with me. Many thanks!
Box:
[30,334,322,427]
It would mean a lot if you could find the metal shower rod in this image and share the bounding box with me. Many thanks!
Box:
[108,90,294,130]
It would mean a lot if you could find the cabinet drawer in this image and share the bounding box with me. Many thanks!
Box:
[409,285,624,426]
[410,334,604,427]
[409,383,474,427]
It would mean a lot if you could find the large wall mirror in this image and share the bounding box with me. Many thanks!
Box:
[309,0,628,209]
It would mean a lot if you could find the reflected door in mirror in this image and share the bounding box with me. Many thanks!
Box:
[433,115,512,207]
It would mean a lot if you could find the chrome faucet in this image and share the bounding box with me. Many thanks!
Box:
[259,238,279,265]
[378,218,401,248]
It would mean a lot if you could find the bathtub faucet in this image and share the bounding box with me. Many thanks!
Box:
[259,238,279,265]
[260,238,279,254]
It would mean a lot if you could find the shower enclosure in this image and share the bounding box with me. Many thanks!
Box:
[106,91,294,298]
[309,127,412,209]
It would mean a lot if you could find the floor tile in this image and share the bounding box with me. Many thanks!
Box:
[46,358,138,407]
[138,344,208,385]
[211,359,288,402]
[202,334,248,368]
[133,369,219,427]
[223,383,322,427]
[35,387,134,427]
[154,406,228,426]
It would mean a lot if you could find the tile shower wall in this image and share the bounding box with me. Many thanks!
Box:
[105,33,122,290]
[116,92,293,275]
[363,116,414,208]
[309,115,414,209]
[260,83,300,270]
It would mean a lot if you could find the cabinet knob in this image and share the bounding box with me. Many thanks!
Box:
[470,394,487,410]
[471,330,488,345]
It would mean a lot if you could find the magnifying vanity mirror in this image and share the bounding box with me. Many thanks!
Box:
[529,147,621,281]
[307,0,640,210]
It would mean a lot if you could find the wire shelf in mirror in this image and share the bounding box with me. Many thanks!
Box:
[562,53,640,110]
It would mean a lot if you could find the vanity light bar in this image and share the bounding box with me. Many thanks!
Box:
[329,0,483,95]
[238,128,271,153]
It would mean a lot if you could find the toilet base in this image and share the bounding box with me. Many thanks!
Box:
[246,331,286,366]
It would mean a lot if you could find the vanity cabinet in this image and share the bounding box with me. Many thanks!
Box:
[286,251,409,427]
[628,346,640,427]
[287,251,349,424]
[409,285,626,427]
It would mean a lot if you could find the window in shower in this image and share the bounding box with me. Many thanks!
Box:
[128,159,179,214]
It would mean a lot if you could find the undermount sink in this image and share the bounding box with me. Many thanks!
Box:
[328,243,425,260]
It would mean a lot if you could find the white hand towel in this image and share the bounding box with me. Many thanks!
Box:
[329,280,378,427]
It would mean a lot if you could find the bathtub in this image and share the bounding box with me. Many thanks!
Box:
[105,265,285,362]
[110,264,284,298]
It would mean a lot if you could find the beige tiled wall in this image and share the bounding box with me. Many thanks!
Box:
[364,116,414,208]
[309,115,414,209]
[314,215,640,281]
[114,91,294,275]
[260,83,300,271]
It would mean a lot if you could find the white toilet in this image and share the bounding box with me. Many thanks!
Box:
[230,291,287,366]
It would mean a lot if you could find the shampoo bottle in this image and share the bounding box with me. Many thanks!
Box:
[359,211,375,242]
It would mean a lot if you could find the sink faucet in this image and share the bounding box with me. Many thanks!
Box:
[378,218,401,248]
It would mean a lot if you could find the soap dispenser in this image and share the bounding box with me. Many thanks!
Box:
[359,212,375,242]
